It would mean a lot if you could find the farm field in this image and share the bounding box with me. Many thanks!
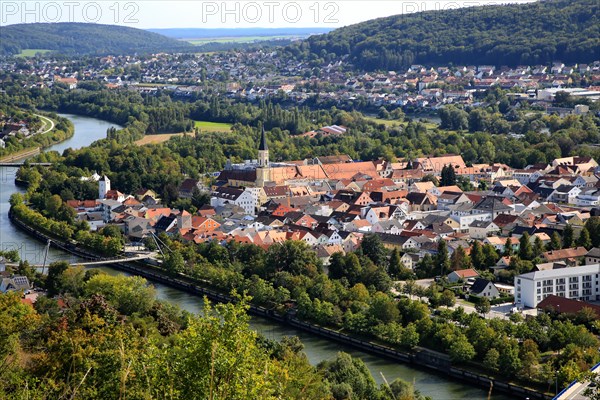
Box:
[186,35,298,45]
[17,49,51,57]
[134,133,192,146]
[194,120,232,132]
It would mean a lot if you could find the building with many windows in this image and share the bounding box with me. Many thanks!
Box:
[514,264,600,308]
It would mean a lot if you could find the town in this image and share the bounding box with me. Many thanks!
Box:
[1,2,600,397]
[50,125,600,319]
[3,52,600,111]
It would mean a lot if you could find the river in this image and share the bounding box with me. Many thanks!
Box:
[0,113,512,400]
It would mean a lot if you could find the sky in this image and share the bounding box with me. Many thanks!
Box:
[1,0,536,29]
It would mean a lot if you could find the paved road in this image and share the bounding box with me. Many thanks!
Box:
[35,114,55,134]
[556,363,600,399]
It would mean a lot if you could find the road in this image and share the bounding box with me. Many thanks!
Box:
[35,114,55,134]
[556,363,600,400]
[396,279,536,320]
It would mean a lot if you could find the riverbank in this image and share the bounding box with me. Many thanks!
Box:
[0,147,40,163]
[0,113,74,161]
[8,206,553,400]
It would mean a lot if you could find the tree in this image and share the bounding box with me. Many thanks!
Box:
[584,217,600,248]
[360,234,388,267]
[440,164,457,186]
[369,292,400,323]
[318,352,379,400]
[533,235,546,257]
[483,348,500,372]
[562,224,574,248]
[191,187,210,208]
[483,244,500,267]
[576,227,592,249]
[549,232,562,251]
[449,334,476,363]
[519,232,534,260]
[475,298,491,317]
[503,237,513,256]
[45,261,69,296]
[388,248,402,277]
[421,174,439,186]
[163,250,185,274]
[440,289,456,307]
[498,338,522,378]
[400,323,420,349]
[383,378,420,400]
[151,298,294,400]
[471,241,485,270]
[84,273,156,315]
[450,246,471,271]
[436,240,451,276]
[266,240,322,278]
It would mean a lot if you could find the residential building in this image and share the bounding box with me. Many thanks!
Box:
[514,263,600,308]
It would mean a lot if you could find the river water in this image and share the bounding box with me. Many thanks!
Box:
[0,114,513,400]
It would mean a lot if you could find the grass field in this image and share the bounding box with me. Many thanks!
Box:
[186,35,298,45]
[135,121,231,146]
[16,49,52,57]
[364,116,405,127]
[194,120,232,132]
[364,114,440,130]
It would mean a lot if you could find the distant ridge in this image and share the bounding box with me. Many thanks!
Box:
[148,27,333,39]
[287,0,600,70]
[0,23,196,56]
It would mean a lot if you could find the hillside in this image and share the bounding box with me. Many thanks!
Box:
[0,23,196,56]
[149,27,332,39]
[286,0,599,70]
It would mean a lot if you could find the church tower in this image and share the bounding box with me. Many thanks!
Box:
[98,175,111,199]
[258,126,269,167]
[256,127,271,187]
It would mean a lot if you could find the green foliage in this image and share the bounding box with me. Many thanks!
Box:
[562,224,574,248]
[290,0,599,70]
[519,233,534,260]
[0,22,195,56]
[440,164,457,186]
[475,298,491,316]
[318,352,379,400]
[576,227,592,249]
[84,273,156,315]
[360,234,388,267]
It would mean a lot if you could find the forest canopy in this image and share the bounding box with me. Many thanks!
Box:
[286,0,600,70]
[0,23,196,56]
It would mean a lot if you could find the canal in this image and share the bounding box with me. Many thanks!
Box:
[0,113,512,399]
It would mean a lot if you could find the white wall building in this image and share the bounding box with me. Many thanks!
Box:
[514,264,600,308]
[98,175,111,199]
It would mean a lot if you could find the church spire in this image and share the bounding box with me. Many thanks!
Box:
[256,126,270,186]
[259,126,268,151]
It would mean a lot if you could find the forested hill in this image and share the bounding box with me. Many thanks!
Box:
[0,23,196,56]
[285,0,599,70]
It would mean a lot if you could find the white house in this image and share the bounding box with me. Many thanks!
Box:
[576,189,600,207]
[400,252,420,270]
[514,263,600,308]
[470,278,500,300]
[450,209,492,232]
[211,187,258,216]
[549,185,581,204]
[468,220,500,239]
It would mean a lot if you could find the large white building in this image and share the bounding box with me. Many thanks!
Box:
[514,264,600,308]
